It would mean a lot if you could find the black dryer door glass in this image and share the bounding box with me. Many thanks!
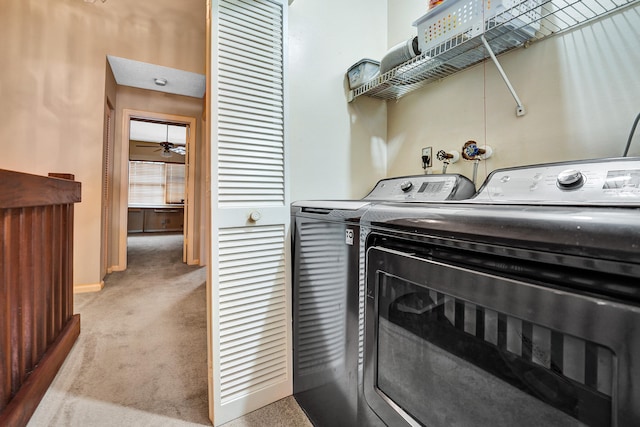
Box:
[366,247,617,427]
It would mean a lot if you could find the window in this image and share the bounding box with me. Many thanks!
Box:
[129,161,185,205]
[166,163,186,204]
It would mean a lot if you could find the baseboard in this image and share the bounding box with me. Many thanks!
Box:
[74,281,104,293]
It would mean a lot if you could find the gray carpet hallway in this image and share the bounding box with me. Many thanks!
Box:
[28,233,311,427]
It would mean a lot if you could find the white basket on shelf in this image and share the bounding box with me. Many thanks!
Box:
[413,0,542,54]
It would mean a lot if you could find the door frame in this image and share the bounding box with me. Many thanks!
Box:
[101,99,115,280]
[117,109,198,270]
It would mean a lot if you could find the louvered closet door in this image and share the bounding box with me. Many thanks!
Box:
[209,0,290,425]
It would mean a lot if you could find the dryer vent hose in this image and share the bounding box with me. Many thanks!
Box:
[379,37,421,75]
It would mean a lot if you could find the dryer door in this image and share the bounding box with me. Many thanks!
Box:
[363,245,640,427]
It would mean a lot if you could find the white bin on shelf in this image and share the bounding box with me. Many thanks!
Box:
[413,0,541,54]
[347,59,380,90]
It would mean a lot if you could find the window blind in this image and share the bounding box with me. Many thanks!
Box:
[166,164,186,204]
[129,161,185,205]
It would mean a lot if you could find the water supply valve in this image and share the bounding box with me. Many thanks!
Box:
[436,150,460,173]
[461,141,493,186]
[462,141,493,160]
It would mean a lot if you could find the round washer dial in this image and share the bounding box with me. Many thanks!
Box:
[400,181,413,192]
[557,169,585,189]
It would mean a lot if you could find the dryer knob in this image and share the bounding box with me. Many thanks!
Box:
[400,181,413,192]
[557,169,584,189]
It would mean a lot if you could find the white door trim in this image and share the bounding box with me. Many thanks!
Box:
[101,100,115,279]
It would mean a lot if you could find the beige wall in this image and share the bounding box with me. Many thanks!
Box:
[386,1,640,186]
[4,0,636,284]
[0,0,205,287]
[288,1,639,201]
[288,0,389,200]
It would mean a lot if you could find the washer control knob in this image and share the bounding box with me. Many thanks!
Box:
[557,169,584,189]
[400,181,413,192]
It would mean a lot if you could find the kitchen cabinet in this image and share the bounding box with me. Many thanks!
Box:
[349,0,638,104]
[128,208,144,233]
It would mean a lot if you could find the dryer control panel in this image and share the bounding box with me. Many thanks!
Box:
[474,158,640,205]
[364,174,476,201]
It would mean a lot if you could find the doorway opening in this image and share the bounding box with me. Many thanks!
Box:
[128,119,188,261]
[117,110,198,271]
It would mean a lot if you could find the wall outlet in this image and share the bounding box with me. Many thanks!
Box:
[421,147,432,169]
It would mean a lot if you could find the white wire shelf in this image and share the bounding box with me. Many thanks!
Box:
[348,0,639,102]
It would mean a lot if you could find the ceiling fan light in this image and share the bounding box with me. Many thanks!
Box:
[161,149,173,158]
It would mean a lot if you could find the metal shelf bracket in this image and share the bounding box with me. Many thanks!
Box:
[481,35,526,117]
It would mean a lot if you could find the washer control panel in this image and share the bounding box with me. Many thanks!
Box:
[364,174,476,201]
[474,158,640,204]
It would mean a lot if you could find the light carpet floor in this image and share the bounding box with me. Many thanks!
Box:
[28,233,312,427]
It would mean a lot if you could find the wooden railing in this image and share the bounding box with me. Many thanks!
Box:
[0,170,81,427]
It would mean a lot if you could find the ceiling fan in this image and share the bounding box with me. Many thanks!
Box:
[156,141,186,157]
[136,140,185,158]
[135,125,186,158]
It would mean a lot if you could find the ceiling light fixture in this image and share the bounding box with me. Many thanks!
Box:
[154,78,168,87]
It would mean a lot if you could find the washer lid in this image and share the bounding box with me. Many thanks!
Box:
[472,157,640,206]
[364,173,475,202]
[291,200,370,210]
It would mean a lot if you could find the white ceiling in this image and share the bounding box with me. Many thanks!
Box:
[130,121,187,145]
[107,55,206,98]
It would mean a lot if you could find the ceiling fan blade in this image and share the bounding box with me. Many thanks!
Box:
[133,139,183,156]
